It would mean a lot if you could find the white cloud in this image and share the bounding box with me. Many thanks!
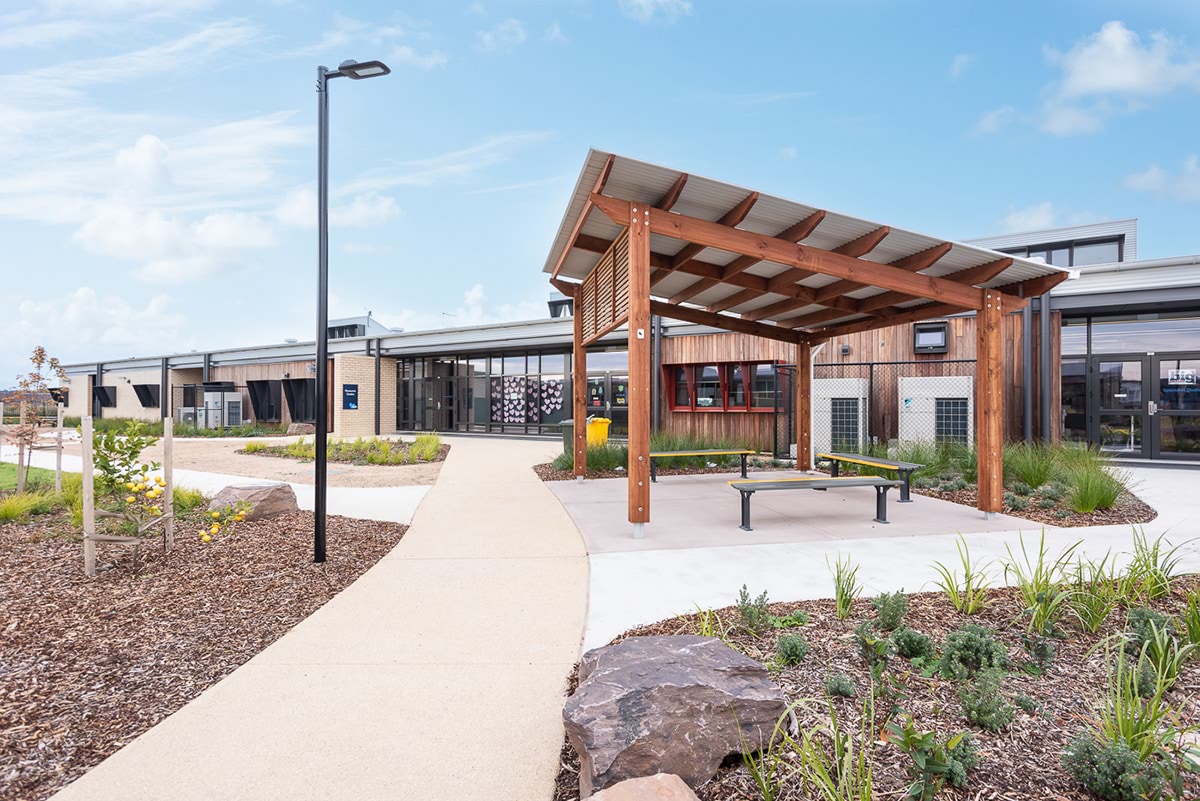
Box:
[369,283,544,332]
[115,134,172,191]
[998,201,1057,233]
[544,21,567,44]
[619,0,692,23]
[476,18,526,52]
[1125,156,1200,201]
[0,18,95,48]
[391,45,448,69]
[276,188,400,228]
[340,131,554,193]
[41,0,216,14]
[1,287,192,376]
[1040,104,1105,136]
[949,52,973,79]
[973,105,1015,134]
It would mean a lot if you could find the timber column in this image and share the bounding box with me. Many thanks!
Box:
[628,202,652,537]
[795,339,812,470]
[572,285,587,479]
[975,289,1004,517]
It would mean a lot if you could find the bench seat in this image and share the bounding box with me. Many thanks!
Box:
[728,475,902,530]
[816,451,924,503]
[649,449,756,482]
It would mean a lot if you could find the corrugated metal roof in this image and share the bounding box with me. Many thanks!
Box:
[544,150,1072,332]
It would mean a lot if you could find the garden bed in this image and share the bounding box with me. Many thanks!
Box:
[0,509,406,801]
[553,576,1200,801]
[912,483,1155,528]
[239,435,448,466]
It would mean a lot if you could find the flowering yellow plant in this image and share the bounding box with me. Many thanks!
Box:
[196,501,251,543]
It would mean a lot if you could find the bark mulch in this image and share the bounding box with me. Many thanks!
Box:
[553,581,1200,801]
[912,486,1156,528]
[0,510,405,801]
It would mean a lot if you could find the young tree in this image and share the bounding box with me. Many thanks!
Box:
[11,347,66,493]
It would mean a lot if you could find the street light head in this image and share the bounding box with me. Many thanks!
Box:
[337,59,390,79]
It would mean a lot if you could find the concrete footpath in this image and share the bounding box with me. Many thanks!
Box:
[48,435,589,801]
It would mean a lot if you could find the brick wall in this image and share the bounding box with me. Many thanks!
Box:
[331,354,398,438]
[62,375,90,418]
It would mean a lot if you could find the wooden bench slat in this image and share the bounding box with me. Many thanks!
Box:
[816,452,923,470]
[650,449,755,457]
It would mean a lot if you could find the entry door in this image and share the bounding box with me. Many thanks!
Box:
[1089,355,1149,457]
[609,375,629,435]
[1150,353,1200,460]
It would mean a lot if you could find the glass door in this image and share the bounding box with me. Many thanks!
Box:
[1089,355,1149,457]
[609,375,629,436]
[1151,353,1200,460]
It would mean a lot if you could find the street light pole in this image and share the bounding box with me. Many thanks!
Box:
[314,59,390,564]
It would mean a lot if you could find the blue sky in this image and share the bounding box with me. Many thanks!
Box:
[2,0,1199,382]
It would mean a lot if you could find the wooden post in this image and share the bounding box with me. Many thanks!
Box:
[16,402,26,495]
[795,340,812,470]
[572,286,588,479]
[55,402,63,493]
[627,203,652,538]
[164,415,174,551]
[82,416,96,577]
[976,290,1004,516]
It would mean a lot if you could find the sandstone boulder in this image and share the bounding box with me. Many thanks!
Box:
[564,635,787,797]
[590,774,699,801]
[207,483,298,521]
[286,423,315,436]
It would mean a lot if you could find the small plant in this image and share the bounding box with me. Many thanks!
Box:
[826,672,856,698]
[854,620,894,667]
[1053,509,1072,520]
[1022,633,1057,674]
[243,441,268,454]
[1009,480,1033,496]
[1037,496,1057,509]
[770,609,810,629]
[0,492,51,522]
[1126,529,1185,600]
[828,554,862,619]
[688,605,733,643]
[931,534,991,615]
[939,623,1008,680]
[884,717,978,801]
[1141,620,1196,690]
[958,668,1014,732]
[1004,442,1059,489]
[1003,492,1029,512]
[871,590,908,631]
[1125,607,1173,652]
[1003,531,1080,635]
[944,476,969,492]
[1183,590,1200,648]
[1039,482,1067,501]
[1014,692,1041,715]
[892,627,934,661]
[736,584,772,637]
[1068,465,1124,513]
[739,705,793,801]
[1063,734,1164,801]
[776,634,810,665]
[172,487,207,515]
[1068,554,1121,633]
[794,694,876,800]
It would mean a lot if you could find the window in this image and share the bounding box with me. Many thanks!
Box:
[93,386,117,408]
[913,322,949,354]
[751,364,775,408]
[695,365,723,408]
[1073,240,1119,266]
[830,398,860,450]
[673,366,691,406]
[727,365,746,408]
[1000,237,1122,266]
[935,398,970,444]
[132,384,160,408]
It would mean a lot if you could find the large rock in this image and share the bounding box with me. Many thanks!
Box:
[590,774,699,801]
[286,423,315,436]
[564,635,787,797]
[207,483,298,521]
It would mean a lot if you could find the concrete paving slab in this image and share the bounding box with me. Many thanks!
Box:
[550,470,1042,553]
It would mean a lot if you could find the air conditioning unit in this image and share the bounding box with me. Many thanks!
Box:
[178,392,243,428]
[177,408,197,426]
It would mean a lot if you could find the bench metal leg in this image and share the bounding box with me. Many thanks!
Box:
[899,469,913,502]
[739,490,754,531]
[874,485,891,524]
[650,458,657,483]
[740,453,748,479]
[830,461,840,478]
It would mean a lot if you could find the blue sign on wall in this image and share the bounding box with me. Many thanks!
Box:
[343,384,359,410]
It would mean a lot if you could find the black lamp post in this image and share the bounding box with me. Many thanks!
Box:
[314,58,390,563]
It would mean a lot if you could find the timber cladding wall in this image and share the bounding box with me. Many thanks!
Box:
[660,332,795,451]
[206,361,314,427]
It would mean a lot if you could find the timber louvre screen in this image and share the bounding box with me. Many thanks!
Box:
[579,229,630,344]
[774,359,977,458]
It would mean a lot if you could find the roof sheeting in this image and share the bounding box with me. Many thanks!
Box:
[544,150,1071,332]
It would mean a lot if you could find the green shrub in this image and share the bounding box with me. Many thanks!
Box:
[1125,529,1184,600]
[1125,607,1173,652]
[1068,465,1124,513]
[932,534,991,615]
[939,624,1007,680]
[1003,492,1029,511]
[1004,442,1059,489]
[1022,633,1056,673]
[871,590,908,631]
[1038,482,1067,501]
[1036,496,1056,509]
[410,433,442,462]
[826,672,856,698]
[892,628,934,660]
[1009,480,1034,496]
[884,717,978,800]
[854,620,895,668]
[243,441,268,454]
[770,609,809,629]
[1014,693,1041,715]
[1053,509,1072,519]
[944,477,969,492]
[776,634,810,665]
[829,553,861,619]
[1182,590,1200,648]
[173,487,207,515]
[1063,734,1164,801]
[736,584,771,637]
[958,668,1014,732]
[1003,531,1079,635]
[0,493,43,522]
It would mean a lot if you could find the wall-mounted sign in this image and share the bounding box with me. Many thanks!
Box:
[342,384,359,410]
[1168,368,1197,386]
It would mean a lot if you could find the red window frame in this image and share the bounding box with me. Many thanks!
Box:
[663,360,779,413]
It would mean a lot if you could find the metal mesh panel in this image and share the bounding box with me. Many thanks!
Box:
[774,359,977,457]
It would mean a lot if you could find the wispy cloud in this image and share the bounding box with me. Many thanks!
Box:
[0,18,97,48]
[391,45,449,69]
[619,0,692,24]
[973,105,1015,134]
[1125,155,1200,201]
[276,188,401,228]
[996,201,1102,234]
[544,21,567,44]
[464,174,571,196]
[949,52,974,79]
[476,18,526,52]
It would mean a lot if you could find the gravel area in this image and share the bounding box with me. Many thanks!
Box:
[0,509,406,801]
[553,582,1200,801]
[57,436,443,488]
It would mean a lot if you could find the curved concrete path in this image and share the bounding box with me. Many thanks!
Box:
[49,435,588,801]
